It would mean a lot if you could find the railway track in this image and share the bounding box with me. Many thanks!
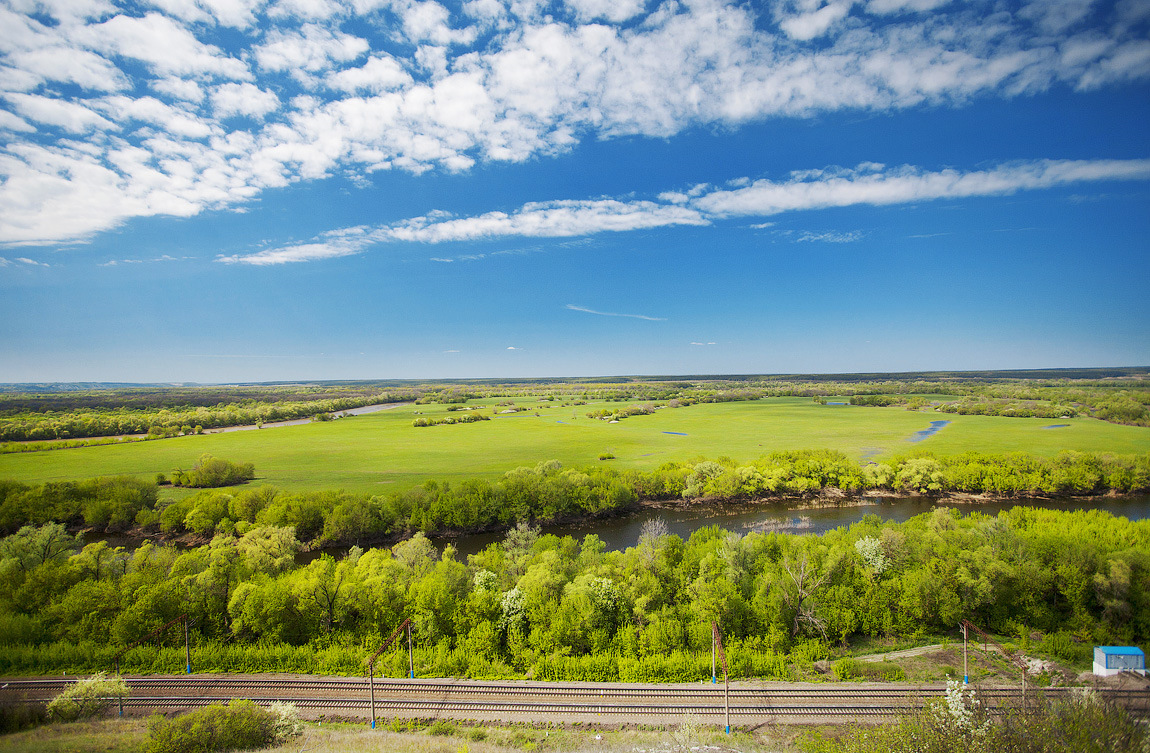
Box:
[3,676,1147,723]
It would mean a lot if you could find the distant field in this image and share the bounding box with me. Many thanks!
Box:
[1,397,1146,496]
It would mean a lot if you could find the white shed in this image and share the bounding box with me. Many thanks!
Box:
[1093,646,1146,676]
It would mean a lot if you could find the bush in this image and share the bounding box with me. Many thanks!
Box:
[0,701,48,734]
[145,699,298,753]
[171,456,255,489]
[45,673,129,722]
[834,658,906,682]
[428,719,456,735]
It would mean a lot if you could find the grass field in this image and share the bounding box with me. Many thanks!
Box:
[1,398,1147,496]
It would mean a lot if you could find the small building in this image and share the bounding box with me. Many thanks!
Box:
[1093,646,1146,676]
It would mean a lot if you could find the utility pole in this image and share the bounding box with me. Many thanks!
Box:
[961,619,1029,712]
[408,621,414,679]
[369,664,376,729]
[365,617,413,730]
[960,622,968,685]
[111,612,190,716]
[711,621,730,735]
[114,657,122,717]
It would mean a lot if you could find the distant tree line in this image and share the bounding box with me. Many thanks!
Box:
[0,393,411,443]
[3,372,1145,446]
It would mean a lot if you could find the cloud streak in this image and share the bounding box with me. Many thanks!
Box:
[566,304,666,321]
[221,157,1150,263]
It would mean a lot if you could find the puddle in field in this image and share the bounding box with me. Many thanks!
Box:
[908,420,950,442]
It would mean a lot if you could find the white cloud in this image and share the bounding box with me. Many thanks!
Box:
[326,55,413,93]
[380,199,708,242]
[778,0,854,41]
[564,0,646,23]
[211,82,281,119]
[151,77,206,103]
[98,96,215,139]
[268,0,341,20]
[215,157,1150,264]
[0,110,35,133]
[691,159,1150,217]
[392,0,479,45]
[216,235,367,264]
[254,24,369,74]
[76,13,251,79]
[566,304,666,320]
[795,230,866,242]
[7,47,128,91]
[4,93,115,133]
[3,0,1150,248]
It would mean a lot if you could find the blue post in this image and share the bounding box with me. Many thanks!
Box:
[726,725,730,735]
[371,720,376,729]
[187,664,192,674]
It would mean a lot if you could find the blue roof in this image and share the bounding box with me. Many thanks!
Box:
[1097,646,1146,655]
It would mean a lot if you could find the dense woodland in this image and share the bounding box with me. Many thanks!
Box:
[0,505,1146,681]
[1,369,1147,444]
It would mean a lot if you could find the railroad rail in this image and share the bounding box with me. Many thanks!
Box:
[3,676,1147,723]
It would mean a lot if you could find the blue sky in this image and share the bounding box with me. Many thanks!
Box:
[1,0,1148,382]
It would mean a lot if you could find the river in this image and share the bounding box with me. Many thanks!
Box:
[90,494,1150,563]
[428,494,1150,559]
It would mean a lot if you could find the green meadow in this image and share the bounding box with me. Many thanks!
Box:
[1,398,1147,496]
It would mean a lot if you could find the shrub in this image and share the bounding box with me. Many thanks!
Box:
[171,455,255,489]
[46,672,129,722]
[428,719,456,735]
[834,658,906,682]
[0,701,48,734]
[145,699,298,753]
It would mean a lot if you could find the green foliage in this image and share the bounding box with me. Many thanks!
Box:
[145,700,295,753]
[2,505,1150,684]
[427,719,456,735]
[171,455,255,489]
[46,672,129,722]
[0,477,156,533]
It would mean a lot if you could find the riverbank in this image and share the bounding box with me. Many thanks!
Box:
[73,487,1150,561]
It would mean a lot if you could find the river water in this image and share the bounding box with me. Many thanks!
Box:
[429,494,1150,559]
[92,494,1150,563]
